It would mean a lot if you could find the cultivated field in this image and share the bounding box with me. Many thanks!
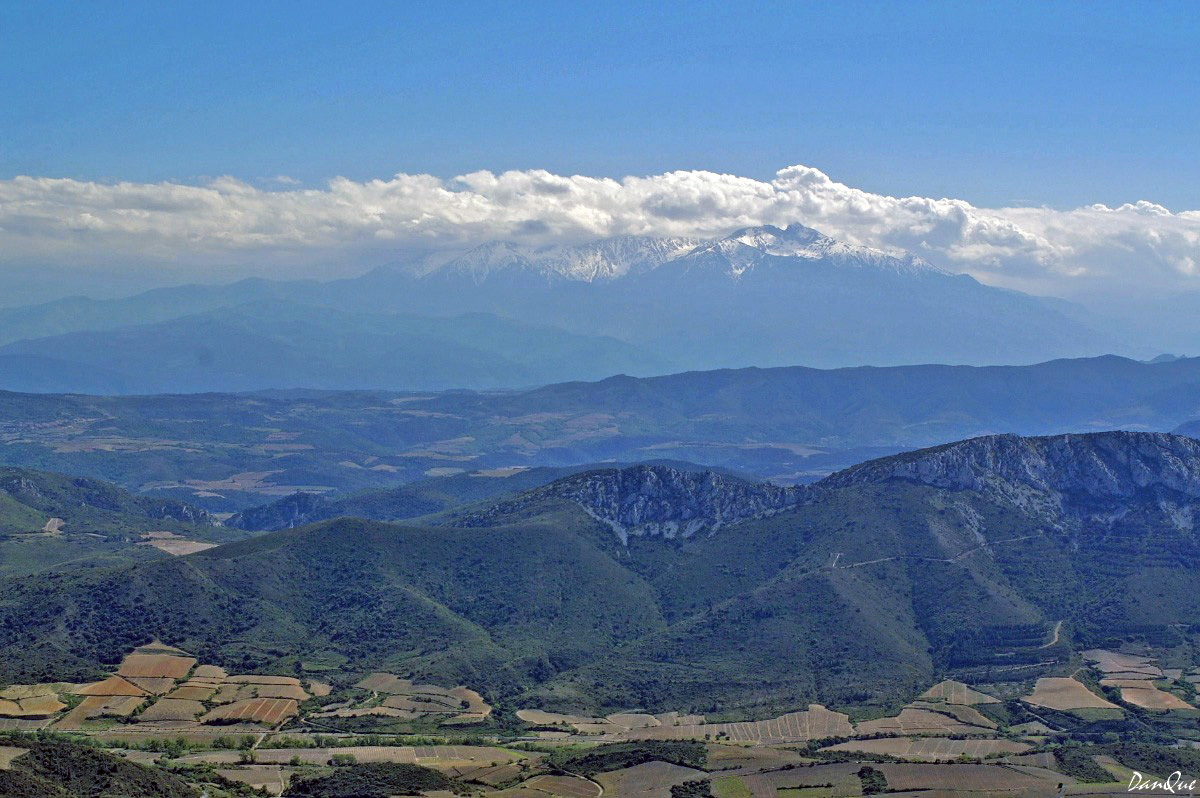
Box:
[521,774,602,798]
[617,704,854,743]
[1023,677,1120,711]
[200,697,298,725]
[54,695,144,729]
[165,684,218,701]
[137,698,205,722]
[139,530,218,556]
[1082,648,1196,712]
[214,765,293,796]
[595,761,707,797]
[117,652,197,680]
[76,675,150,697]
[918,679,1001,705]
[876,762,1057,792]
[1084,649,1162,678]
[822,736,1030,761]
[354,673,492,722]
[1104,682,1194,711]
[0,746,26,769]
[855,706,989,736]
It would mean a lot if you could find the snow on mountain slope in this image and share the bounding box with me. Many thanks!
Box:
[684,223,946,278]
[427,235,703,282]
[418,223,942,283]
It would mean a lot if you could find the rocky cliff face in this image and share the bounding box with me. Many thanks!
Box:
[459,432,1200,542]
[227,491,327,530]
[458,464,800,542]
[821,431,1200,519]
[145,501,213,526]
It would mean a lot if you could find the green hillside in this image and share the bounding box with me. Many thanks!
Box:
[0,466,240,581]
[1,432,1198,716]
[0,466,211,534]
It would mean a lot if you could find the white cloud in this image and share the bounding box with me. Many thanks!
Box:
[1,165,1198,298]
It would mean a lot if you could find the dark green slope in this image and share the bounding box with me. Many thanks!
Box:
[0,737,197,797]
[533,483,1028,712]
[0,466,211,533]
[0,466,234,581]
[3,432,1200,715]
[0,509,664,688]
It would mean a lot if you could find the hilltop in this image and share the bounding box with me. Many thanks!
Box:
[0,466,238,581]
[3,431,1199,715]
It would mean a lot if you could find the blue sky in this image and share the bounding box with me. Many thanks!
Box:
[2,0,1197,209]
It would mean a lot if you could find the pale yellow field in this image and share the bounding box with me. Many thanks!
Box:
[166,685,217,701]
[0,746,26,769]
[126,677,178,695]
[75,675,150,697]
[1112,684,1194,711]
[226,674,303,686]
[855,706,988,736]
[117,653,196,680]
[200,697,298,725]
[918,679,1000,705]
[1023,677,1120,711]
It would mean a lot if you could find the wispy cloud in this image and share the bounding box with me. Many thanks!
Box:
[1,165,1197,298]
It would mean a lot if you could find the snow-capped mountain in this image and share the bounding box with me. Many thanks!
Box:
[417,224,941,283]
[691,223,945,277]
[0,221,1121,391]
[424,234,703,283]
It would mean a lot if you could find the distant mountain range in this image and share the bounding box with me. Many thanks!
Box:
[4,431,1199,714]
[0,224,1133,393]
[0,304,668,393]
[3,353,1200,512]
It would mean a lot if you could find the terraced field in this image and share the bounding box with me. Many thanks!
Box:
[354,672,492,723]
[822,736,1030,761]
[595,761,707,797]
[876,762,1057,792]
[855,705,992,736]
[1085,648,1197,712]
[619,704,854,743]
[200,697,298,725]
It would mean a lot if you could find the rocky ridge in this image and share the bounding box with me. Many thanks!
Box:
[455,464,801,542]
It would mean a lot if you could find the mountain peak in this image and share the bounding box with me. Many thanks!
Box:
[429,235,703,283]
[421,224,945,283]
[822,431,1200,508]
[724,223,827,251]
[677,223,946,278]
[457,464,800,543]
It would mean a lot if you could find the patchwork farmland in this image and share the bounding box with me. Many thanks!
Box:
[2,643,1198,796]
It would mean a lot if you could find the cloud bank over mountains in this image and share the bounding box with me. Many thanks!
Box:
[2,164,1197,299]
